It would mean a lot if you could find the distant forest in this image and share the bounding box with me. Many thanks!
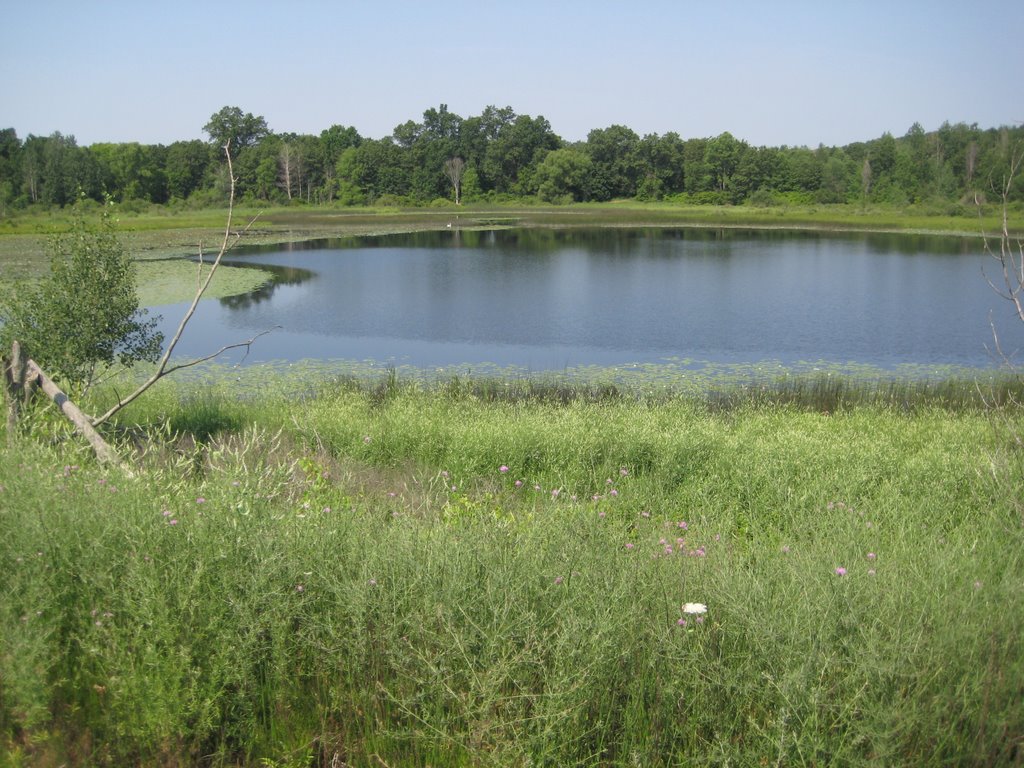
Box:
[1,105,1022,212]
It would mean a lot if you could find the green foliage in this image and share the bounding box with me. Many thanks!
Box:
[535,148,592,203]
[0,201,162,391]
[2,112,1023,212]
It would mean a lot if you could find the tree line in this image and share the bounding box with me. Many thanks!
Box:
[1,104,1021,213]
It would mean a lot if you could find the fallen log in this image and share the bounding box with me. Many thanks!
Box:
[24,358,122,466]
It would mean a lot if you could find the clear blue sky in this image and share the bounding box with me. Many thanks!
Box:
[3,0,1022,148]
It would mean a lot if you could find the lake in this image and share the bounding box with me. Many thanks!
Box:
[150,227,1024,373]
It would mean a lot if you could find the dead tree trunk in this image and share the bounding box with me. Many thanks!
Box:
[23,358,123,466]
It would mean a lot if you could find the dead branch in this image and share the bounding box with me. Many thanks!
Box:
[979,148,1024,328]
[90,144,266,428]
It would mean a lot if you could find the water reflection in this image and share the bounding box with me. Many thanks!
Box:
[153,228,1021,370]
[217,262,316,309]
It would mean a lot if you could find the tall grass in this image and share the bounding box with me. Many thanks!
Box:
[1,373,1022,765]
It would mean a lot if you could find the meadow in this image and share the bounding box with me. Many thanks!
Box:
[2,203,1023,765]
[2,369,1023,766]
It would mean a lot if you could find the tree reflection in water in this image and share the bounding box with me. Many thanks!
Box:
[217,262,316,309]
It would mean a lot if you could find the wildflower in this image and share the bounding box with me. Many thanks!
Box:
[641,510,651,518]
[609,489,618,497]
[620,468,629,476]
[625,542,635,550]
[295,584,305,593]
[695,616,704,624]
[694,547,706,557]
[368,578,378,587]
[664,545,673,555]
[551,488,560,498]
[682,602,708,614]
[677,618,687,627]
[835,567,847,576]
[781,545,790,554]
[867,552,877,561]
[515,479,523,488]
[499,465,509,473]
[169,519,179,525]
[678,521,688,530]
[196,497,206,504]
[554,576,564,585]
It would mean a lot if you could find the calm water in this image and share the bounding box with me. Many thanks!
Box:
[151,228,1024,371]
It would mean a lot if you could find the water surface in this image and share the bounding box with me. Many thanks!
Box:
[151,228,1024,371]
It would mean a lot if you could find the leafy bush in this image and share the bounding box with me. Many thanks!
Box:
[0,200,163,392]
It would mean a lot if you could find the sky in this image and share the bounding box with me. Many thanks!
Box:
[2,0,1023,149]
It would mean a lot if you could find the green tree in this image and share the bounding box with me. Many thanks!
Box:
[0,201,162,392]
[89,142,168,203]
[585,125,641,199]
[534,147,592,203]
[705,131,745,194]
[203,106,269,155]
[0,128,21,212]
[165,140,214,200]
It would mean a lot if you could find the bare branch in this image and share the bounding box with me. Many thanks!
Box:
[90,144,268,428]
[979,147,1024,332]
[154,329,276,376]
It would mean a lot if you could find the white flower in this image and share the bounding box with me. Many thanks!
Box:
[682,602,708,615]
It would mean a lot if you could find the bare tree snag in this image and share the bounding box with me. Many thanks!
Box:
[444,157,466,205]
[90,144,265,429]
[24,358,122,466]
[979,147,1024,348]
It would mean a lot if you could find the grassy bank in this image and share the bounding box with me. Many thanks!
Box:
[2,372,1022,765]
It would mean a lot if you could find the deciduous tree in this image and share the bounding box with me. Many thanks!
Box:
[0,200,162,393]
[203,106,269,156]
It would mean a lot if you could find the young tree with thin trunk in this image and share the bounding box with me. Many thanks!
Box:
[2,144,268,464]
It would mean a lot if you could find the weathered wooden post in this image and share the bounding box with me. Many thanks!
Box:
[3,340,26,443]
[22,358,123,466]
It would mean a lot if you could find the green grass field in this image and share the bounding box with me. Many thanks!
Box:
[2,204,1023,764]
[2,370,1022,766]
